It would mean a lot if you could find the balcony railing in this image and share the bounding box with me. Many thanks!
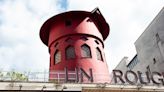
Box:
[0,71,111,83]
[0,71,162,86]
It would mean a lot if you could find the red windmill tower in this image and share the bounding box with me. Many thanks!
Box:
[40,8,110,83]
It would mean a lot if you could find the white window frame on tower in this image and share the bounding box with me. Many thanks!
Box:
[81,44,91,58]
[66,45,76,59]
[54,50,61,64]
[96,47,103,61]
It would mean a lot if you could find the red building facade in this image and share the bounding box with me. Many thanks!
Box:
[40,8,110,83]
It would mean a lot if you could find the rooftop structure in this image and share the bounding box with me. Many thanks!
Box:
[40,8,110,83]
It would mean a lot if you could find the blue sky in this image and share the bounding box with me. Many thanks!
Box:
[60,0,68,10]
[0,0,163,73]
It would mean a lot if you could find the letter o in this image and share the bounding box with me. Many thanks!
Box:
[125,70,138,85]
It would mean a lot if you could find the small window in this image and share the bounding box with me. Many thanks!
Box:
[96,47,103,61]
[65,20,71,26]
[153,58,156,64]
[54,50,61,64]
[81,44,91,58]
[66,46,75,59]
[86,18,93,22]
[65,37,73,43]
[95,40,99,45]
[80,36,88,41]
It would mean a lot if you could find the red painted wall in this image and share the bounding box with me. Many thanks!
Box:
[40,9,110,83]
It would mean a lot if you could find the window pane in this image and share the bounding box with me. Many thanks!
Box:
[96,47,103,61]
[54,50,61,64]
[81,44,91,58]
[80,36,88,41]
[65,37,73,43]
[66,46,75,59]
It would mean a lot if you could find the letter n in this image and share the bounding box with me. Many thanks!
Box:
[80,68,93,83]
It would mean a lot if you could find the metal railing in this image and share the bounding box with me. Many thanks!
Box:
[0,71,163,86]
[0,71,111,83]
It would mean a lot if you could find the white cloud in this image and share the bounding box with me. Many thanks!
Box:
[0,0,64,72]
[0,0,163,74]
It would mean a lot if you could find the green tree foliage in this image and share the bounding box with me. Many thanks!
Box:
[0,71,28,81]
[6,71,28,81]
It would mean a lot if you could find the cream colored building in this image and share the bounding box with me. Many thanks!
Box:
[0,81,163,92]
